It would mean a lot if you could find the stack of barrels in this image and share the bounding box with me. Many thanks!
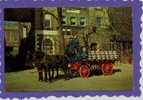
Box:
[88,51,119,61]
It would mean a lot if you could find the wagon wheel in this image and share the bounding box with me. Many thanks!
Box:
[101,62,113,75]
[79,65,90,78]
[71,62,81,71]
[68,62,80,77]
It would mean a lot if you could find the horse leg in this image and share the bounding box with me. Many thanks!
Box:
[51,67,55,80]
[38,67,43,81]
[55,67,59,79]
[48,67,52,82]
[62,64,68,79]
[64,64,72,80]
[39,72,43,81]
[44,66,48,81]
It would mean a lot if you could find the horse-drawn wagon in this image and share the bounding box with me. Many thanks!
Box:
[64,38,119,78]
[67,50,119,78]
[32,36,119,81]
[31,31,119,81]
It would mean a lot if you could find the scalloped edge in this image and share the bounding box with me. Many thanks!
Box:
[0,0,142,99]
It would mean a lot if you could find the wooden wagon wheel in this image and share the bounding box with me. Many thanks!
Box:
[71,62,81,71]
[101,62,113,75]
[68,62,81,77]
[79,64,90,78]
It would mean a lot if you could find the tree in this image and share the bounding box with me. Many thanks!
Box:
[107,7,132,39]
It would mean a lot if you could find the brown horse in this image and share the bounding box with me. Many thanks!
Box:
[32,52,69,82]
[32,52,46,81]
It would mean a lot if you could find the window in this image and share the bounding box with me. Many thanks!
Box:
[62,16,67,25]
[63,28,71,35]
[42,39,53,55]
[44,20,51,30]
[80,17,86,26]
[6,31,18,42]
[44,14,51,30]
[96,17,102,27]
[13,32,19,42]
[5,32,10,42]
[23,27,27,38]
[64,31,71,35]
[36,34,43,50]
[70,17,77,25]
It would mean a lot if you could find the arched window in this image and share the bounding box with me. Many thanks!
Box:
[42,38,53,55]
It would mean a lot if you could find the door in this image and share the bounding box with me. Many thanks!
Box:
[42,38,53,55]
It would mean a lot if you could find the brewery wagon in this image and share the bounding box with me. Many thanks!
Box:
[67,50,119,78]
[65,38,119,78]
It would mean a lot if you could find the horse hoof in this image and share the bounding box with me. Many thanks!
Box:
[44,79,48,82]
[39,79,43,81]
[49,80,53,83]
[65,77,70,80]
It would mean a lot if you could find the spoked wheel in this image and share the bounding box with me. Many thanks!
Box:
[71,62,81,71]
[101,62,113,75]
[79,65,90,78]
[69,62,81,77]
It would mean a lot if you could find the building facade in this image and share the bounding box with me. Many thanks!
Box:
[35,8,62,55]
[4,21,31,56]
[35,7,112,55]
[62,8,111,49]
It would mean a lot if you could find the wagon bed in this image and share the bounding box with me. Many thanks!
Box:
[69,50,119,78]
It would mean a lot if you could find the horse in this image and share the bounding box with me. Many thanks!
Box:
[44,55,71,81]
[31,51,46,81]
[32,52,70,82]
